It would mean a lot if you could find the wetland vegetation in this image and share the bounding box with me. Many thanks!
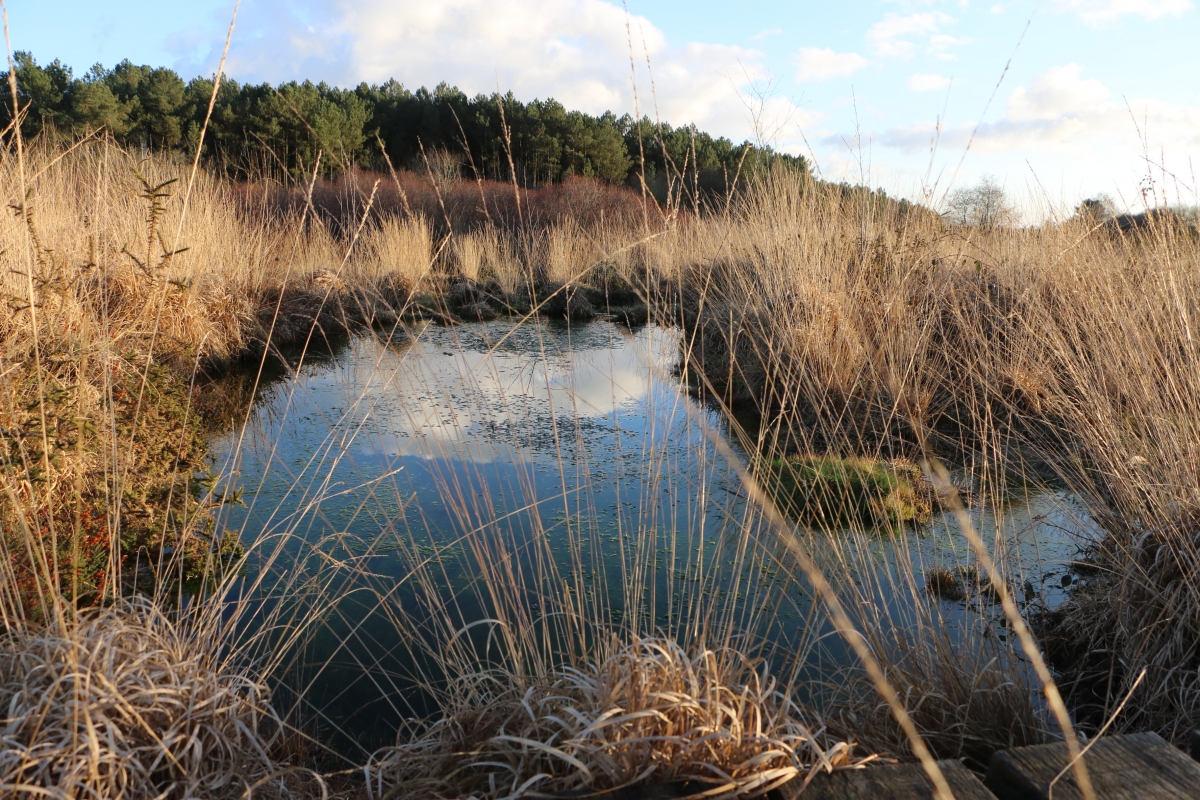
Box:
[1,54,1199,799]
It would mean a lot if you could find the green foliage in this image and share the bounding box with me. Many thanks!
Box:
[0,352,235,611]
[761,455,934,528]
[106,61,188,147]
[2,52,806,186]
[71,79,130,136]
[4,52,75,137]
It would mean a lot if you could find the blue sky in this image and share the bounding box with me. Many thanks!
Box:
[8,0,1199,216]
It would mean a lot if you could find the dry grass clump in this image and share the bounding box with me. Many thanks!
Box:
[1042,506,1200,736]
[538,219,603,286]
[366,637,863,799]
[925,568,965,601]
[1019,228,1200,736]
[673,176,949,436]
[668,170,1074,460]
[825,616,1051,772]
[81,258,259,368]
[355,215,435,286]
[453,232,485,282]
[0,142,284,367]
[0,599,301,800]
[476,228,525,295]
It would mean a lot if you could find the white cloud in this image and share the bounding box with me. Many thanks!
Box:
[215,0,818,146]
[908,73,951,92]
[1051,0,1193,23]
[881,63,1200,157]
[926,33,973,60]
[866,12,953,58]
[1005,63,1110,121]
[793,47,869,81]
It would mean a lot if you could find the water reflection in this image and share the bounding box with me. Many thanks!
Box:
[358,322,682,463]
[208,319,1094,751]
[211,321,762,748]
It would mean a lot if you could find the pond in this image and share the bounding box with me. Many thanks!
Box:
[207,318,1096,753]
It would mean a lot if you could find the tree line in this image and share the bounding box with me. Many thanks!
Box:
[2,52,806,187]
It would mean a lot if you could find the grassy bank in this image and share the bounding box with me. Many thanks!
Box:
[671,168,1200,746]
[2,131,1198,798]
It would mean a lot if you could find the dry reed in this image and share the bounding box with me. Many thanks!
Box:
[670,165,1200,750]
[0,599,304,800]
[4,121,1200,800]
[367,637,864,799]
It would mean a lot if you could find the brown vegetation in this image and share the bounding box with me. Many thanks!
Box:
[0,599,307,799]
[367,638,865,799]
[669,168,1200,750]
[2,129,1199,799]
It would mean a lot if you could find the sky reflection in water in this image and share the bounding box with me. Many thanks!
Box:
[208,319,1095,747]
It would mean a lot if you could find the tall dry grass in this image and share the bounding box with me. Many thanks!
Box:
[367,638,860,799]
[0,137,742,799]
[4,124,1198,800]
[0,138,418,798]
[355,215,435,286]
[668,166,1200,750]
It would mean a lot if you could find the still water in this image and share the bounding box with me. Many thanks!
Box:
[208,319,1094,751]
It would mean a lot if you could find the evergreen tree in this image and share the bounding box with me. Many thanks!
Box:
[0,52,805,188]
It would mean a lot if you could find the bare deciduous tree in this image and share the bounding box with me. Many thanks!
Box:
[943,175,1018,229]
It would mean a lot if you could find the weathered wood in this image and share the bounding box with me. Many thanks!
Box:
[985,732,1200,799]
[533,733,1200,800]
[769,760,997,800]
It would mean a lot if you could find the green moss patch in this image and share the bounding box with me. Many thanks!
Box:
[760,455,935,529]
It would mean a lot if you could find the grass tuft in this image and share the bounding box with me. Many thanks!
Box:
[0,598,303,800]
[366,637,864,799]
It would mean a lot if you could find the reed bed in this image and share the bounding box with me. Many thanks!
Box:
[354,215,435,286]
[670,167,1200,748]
[2,124,1199,800]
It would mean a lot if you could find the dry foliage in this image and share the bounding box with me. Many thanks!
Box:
[367,638,864,800]
[4,126,1200,800]
[669,167,1200,746]
[0,599,305,800]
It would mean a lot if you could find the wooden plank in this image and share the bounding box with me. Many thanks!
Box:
[770,760,997,800]
[985,732,1200,799]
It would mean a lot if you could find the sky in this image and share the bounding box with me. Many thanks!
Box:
[7,0,1199,217]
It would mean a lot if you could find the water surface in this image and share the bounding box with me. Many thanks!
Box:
[209,319,1093,750]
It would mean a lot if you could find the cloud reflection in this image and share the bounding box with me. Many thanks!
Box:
[344,322,684,464]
